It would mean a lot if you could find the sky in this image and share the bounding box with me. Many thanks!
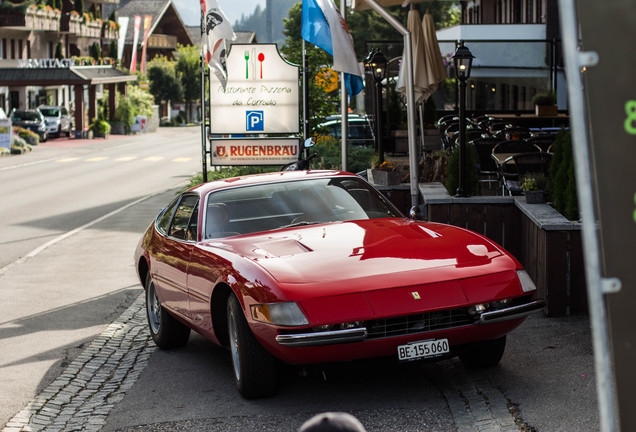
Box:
[172,0,267,27]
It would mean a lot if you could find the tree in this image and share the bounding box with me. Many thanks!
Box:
[148,56,183,114]
[174,44,201,123]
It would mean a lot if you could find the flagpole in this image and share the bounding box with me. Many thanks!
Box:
[340,0,348,172]
[200,13,208,183]
[302,39,309,144]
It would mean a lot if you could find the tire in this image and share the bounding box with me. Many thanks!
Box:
[145,273,191,349]
[459,336,506,369]
[227,294,278,398]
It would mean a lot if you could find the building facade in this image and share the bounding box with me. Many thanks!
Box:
[437,0,565,112]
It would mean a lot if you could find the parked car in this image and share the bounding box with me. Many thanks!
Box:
[38,105,71,138]
[134,170,544,398]
[316,114,375,146]
[10,109,47,142]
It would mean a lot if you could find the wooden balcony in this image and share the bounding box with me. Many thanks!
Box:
[147,34,177,50]
[0,6,61,31]
[60,13,82,34]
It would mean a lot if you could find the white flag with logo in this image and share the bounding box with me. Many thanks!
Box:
[200,0,235,88]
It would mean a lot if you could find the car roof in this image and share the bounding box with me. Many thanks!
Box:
[38,105,60,109]
[188,170,358,196]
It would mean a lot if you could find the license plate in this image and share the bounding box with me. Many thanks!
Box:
[397,338,450,361]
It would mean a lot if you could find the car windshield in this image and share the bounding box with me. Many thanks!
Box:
[12,111,40,121]
[39,108,59,116]
[205,176,401,238]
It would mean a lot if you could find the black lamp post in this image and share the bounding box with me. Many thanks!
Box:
[452,42,474,197]
[364,49,388,164]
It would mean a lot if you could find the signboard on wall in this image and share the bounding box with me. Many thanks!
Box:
[209,44,300,134]
[210,138,299,166]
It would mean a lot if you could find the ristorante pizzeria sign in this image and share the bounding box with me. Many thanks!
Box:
[209,44,300,135]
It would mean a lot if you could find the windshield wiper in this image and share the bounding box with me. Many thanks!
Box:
[279,221,320,229]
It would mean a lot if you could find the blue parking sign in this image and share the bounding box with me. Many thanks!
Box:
[246,111,264,131]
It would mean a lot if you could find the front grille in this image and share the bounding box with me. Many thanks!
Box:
[366,308,476,340]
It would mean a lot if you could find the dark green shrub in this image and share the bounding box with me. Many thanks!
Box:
[444,144,479,196]
[548,128,579,220]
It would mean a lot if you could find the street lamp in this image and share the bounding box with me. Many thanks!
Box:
[452,42,474,197]
[364,49,388,164]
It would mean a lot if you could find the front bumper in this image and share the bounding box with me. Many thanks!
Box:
[275,299,545,348]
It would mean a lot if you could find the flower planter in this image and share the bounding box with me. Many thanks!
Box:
[524,190,546,204]
[367,168,401,186]
[535,104,558,117]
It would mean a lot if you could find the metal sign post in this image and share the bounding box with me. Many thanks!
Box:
[559,0,636,430]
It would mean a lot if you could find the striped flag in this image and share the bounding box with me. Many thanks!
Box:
[301,0,364,96]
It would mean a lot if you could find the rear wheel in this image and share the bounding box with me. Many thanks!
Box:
[459,336,506,369]
[227,294,278,398]
[145,273,190,349]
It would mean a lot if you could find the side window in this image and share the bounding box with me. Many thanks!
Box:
[156,199,179,235]
[169,195,199,240]
[186,203,199,241]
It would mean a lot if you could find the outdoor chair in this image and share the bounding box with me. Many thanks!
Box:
[492,139,542,156]
[504,126,532,140]
[526,135,556,153]
[471,137,502,193]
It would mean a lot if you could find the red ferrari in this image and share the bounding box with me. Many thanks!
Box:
[134,170,544,398]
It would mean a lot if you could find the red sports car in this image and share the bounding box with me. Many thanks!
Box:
[134,170,544,398]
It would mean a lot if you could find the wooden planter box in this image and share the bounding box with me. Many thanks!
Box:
[419,183,586,316]
[535,104,558,116]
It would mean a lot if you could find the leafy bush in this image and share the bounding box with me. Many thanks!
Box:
[309,136,375,174]
[114,84,154,133]
[13,126,39,142]
[444,144,479,196]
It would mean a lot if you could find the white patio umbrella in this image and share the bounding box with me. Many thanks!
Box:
[421,9,447,100]
[396,6,427,104]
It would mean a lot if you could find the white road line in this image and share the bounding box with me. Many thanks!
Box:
[0,187,176,276]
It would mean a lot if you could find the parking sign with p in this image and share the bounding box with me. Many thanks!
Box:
[246,111,264,131]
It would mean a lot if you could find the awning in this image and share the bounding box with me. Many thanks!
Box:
[0,66,137,86]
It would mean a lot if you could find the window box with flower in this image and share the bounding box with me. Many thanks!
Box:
[367,160,402,186]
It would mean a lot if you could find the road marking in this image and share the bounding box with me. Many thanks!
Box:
[143,156,164,162]
[172,157,192,162]
[86,156,108,162]
[0,189,170,276]
[115,156,137,161]
[56,157,80,163]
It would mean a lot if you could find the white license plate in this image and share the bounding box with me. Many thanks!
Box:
[397,338,450,361]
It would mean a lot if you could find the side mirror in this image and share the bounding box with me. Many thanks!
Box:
[303,137,315,149]
[409,205,423,221]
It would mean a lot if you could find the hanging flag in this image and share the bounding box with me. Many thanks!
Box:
[130,15,141,73]
[116,17,129,62]
[200,0,235,89]
[140,15,153,74]
[301,0,364,96]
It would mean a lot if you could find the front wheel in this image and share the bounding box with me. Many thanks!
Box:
[227,294,278,398]
[459,336,506,369]
[145,273,190,349]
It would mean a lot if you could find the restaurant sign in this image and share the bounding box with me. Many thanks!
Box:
[210,138,299,166]
[209,44,300,134]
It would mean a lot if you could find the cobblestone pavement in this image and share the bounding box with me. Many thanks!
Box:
[2,288,527,432]
[432,361,525,432]
[2,294,154,432]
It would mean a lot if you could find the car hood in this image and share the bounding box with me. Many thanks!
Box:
[205,219,508,288]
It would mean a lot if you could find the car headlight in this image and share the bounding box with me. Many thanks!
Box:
[251,302,309,326]
[517,270,537,293]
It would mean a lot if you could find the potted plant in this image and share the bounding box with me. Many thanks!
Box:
[367,160,402,186]
[532,89,557,116]
[520,173,547,203]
